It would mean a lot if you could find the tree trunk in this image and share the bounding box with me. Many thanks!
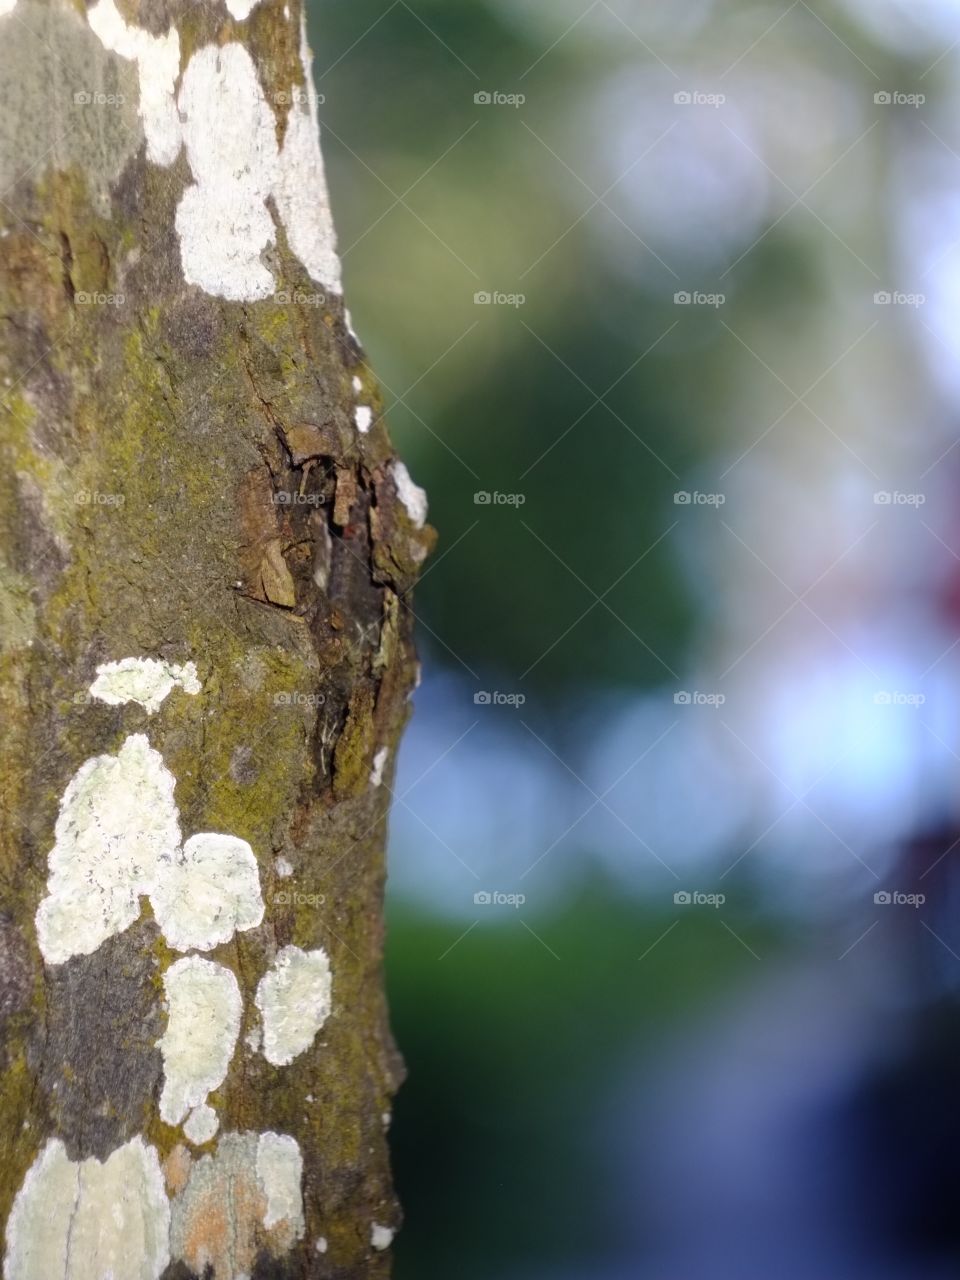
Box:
[0,2,432,1275]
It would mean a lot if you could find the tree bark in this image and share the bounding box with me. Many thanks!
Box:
[0,2,432,1275]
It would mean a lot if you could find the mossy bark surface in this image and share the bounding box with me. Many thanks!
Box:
[0,2,432,1275]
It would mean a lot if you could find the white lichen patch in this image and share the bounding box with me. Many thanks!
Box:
[87,0,181,166]
[176,43,278,301]
[271,13,342,294]
[275,855,294,878]
[158,956,242,1130]
[355,405,373,434]
[391,460,428,529]
[89,656,201,714]
[152,832,264,952]
[370,745,389,787]
[256,1133,305,1234]
[0,0,18,15]
[35,734,181,965]
[175,30,341,301]
[5,1137,170,1280]
[4,1140,77,1280]
[183,1103,219,1146]
[69,1140,171,1277]
[255,945,332,1066]
[371,1223,395,1252]
[35,732,263,963]
[225,0,262,17]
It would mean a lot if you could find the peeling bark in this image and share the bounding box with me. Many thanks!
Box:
[0,1,433,1275]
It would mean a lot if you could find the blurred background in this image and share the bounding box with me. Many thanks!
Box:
[310,1,960,1275]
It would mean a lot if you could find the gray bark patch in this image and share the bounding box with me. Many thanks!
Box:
[0,1,143,197]
[0,918,33,1019]
[40,919,163,1161]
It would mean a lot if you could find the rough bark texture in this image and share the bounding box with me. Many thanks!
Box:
[0,1,433,1275]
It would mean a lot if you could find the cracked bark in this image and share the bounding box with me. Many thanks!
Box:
[0,1,433,1275]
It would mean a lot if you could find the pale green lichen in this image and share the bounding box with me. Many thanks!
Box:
[256,1131,305,1235]
[4,1137,170,1280]
[182,1103,218,1146]
[255,944,332,1066]
[151,832,264,953]
[89,657,201,714]
[158,956,242,1133]
[36,734,181,965]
